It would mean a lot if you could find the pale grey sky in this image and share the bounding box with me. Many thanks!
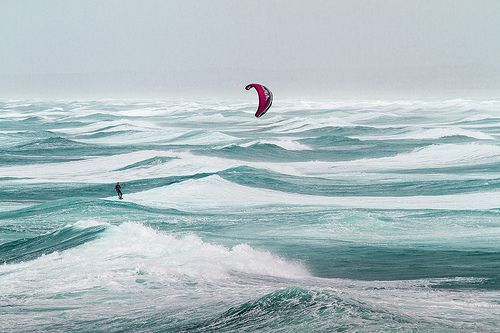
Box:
[1,0,499,98]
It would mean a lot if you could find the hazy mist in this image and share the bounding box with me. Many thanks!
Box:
[1,0,499,98]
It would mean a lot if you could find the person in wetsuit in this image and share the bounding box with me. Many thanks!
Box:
[115,182,123,199]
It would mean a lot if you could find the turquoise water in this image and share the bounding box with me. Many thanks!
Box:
[1,99,500,332]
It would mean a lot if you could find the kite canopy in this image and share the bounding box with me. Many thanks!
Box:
[245,83,273,118]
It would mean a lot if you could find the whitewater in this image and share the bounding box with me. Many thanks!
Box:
[1,99,500,332]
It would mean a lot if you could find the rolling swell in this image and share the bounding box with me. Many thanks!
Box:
[13,137,92,150]
[0,153,83,165]
[76,129,141,139]
[0,198,187,245]
[284,243,500,289]
[116,156,177,170]
[0,223,106,264]
[218,166,500,196]
[199,135,481,163]
[183,288,417,332]
[0,139,146,166]
[0,172,213,201]
[199,141,410,162]
[0,198,187,226]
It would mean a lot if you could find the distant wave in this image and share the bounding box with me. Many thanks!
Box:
[52,120,162,135]
[76,129,140,139]
[298,135,362,147]
[337,143,500,171]
[269,116,355,134]
[116,156,177,171]
[11,137,92,150]
[239,139,311,151]
[200,143,314,162]
[359,127,495,140]
[165,130,238,145]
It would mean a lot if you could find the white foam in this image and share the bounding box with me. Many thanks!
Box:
[239,139,312,150]
[71,220,109,229]
[0,222,309,295]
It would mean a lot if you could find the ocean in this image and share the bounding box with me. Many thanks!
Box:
[1,99,499,332]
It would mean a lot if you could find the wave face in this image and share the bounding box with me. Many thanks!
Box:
[1,99,500,332]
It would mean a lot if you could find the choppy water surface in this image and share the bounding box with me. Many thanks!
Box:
[1,99,500,332]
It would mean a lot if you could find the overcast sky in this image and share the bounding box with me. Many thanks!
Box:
[1,0,499,98]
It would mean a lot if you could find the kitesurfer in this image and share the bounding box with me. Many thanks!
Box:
[115,182,123,199]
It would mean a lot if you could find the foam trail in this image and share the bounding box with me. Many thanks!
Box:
[239,139,312,150]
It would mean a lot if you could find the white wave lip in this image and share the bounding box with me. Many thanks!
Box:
[239,139,312,151]
[165,130,238,145]
[0,222,310,295]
